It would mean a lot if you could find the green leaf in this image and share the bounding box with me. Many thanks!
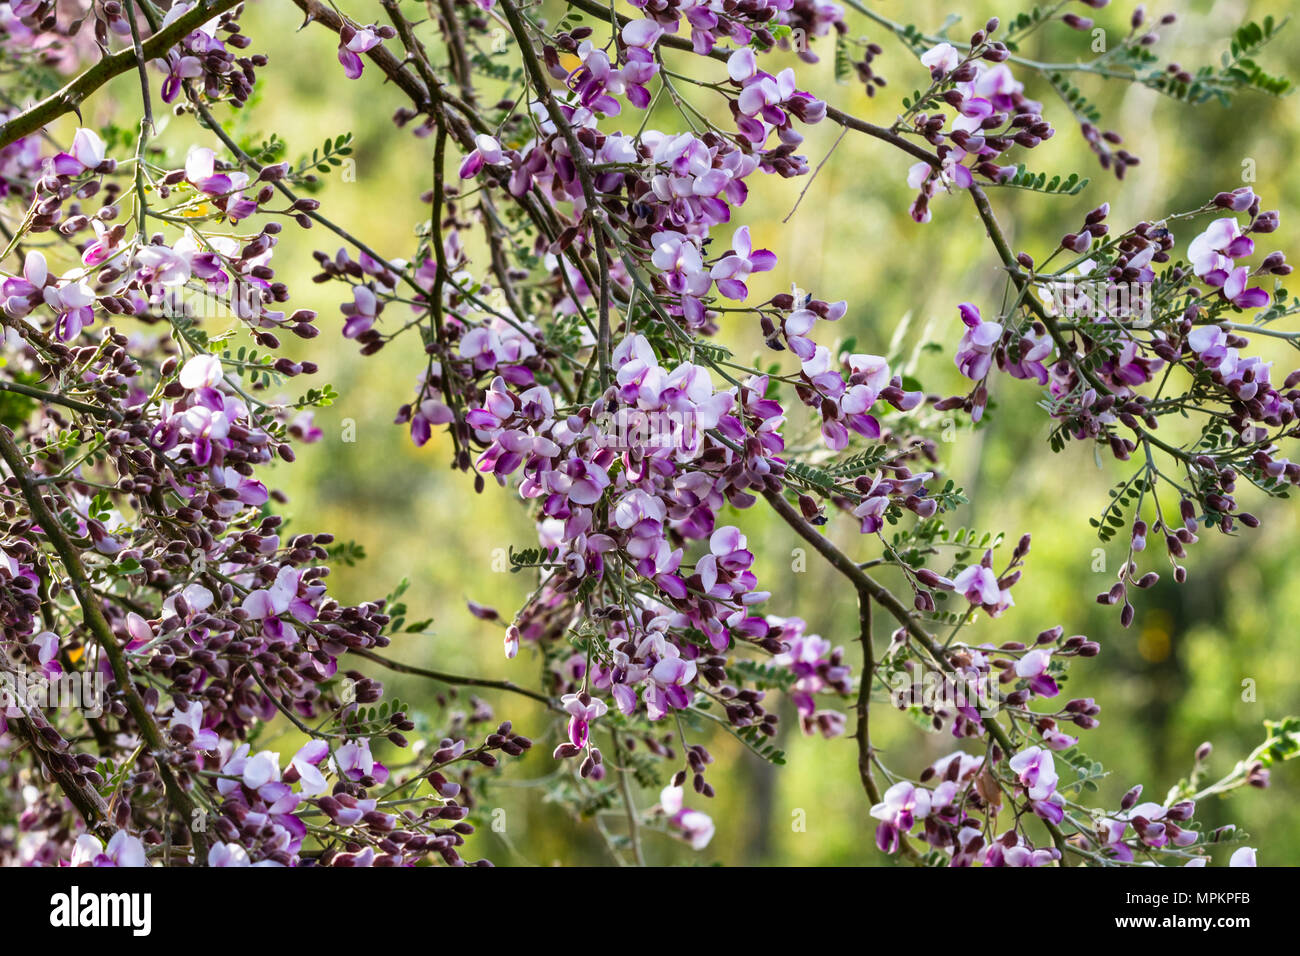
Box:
[990,164,1090,196]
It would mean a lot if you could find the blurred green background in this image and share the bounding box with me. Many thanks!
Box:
[78,0,1300,864]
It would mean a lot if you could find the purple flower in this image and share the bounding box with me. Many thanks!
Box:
[179,353,225,390]
[645,653,697,718]
[708,525,754,574]
[135,244,192,286]
[208,842,253,866]
[212,466,269,516]
[163,583,215,621]
[736,67,797,125]
[622,18,663,49]
[907,155,974,222]
[852,481,890,534]
[952,563,1001,606]
[555,456,611,505]
[660,785,715,849]
[727,48,758,83]
[1014,648,1059,698]
[31,630,61,678]
[6,252,99,340]
[870,781,931,853]
[1042,727,1078,750]
[710,225,776,300]
[954,302,1002,380]
[48,284,97,341]
[336,737,390,783]
[184,146,235,197]
[566,41,628,116]
[289,410,324,443]
[1187,217,1253,281]
[289,741,330,796]
[1008,746,1058,801]
[242,566,316,644]
[410,398,454,446]
[338,26,382,79]
[71,831,147,868]
[986,838,1059,867]
[1000,329,1053,384]
[675,809,715,849]
[341,285,380,338]
[156,49,204,104]
[1222,265,1269,309]
[1187,325,1230,368]
[561,693,608,748]
[1,250,48,316]
[650,231,712,298]
[169,700,220,750]
[458,134,504,179]
[240,750,281,790]
[1215,187,1257,212]
[51,128,107,177]
[78,220,118,267]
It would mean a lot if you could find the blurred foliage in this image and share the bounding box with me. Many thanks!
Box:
[64,0,1298,864]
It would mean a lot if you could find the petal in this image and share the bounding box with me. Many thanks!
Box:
[23,250,47,286]
[71,128,106,168]
[185,147,215,183]
[727,47,757,83]
[338,47,364,79]
[621,18,662,48]
[179,353,224,390]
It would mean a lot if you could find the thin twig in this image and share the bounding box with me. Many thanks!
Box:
[352,648,556,709]
[783,127,847,223]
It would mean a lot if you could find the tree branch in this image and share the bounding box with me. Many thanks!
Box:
[0,379,123,422]
[8,715,115,840]
[854,592,879,804]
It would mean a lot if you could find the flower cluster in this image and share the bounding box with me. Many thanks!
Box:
[946,187,1297,627]
[152,2,263,107]
[907,27,1054,223]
